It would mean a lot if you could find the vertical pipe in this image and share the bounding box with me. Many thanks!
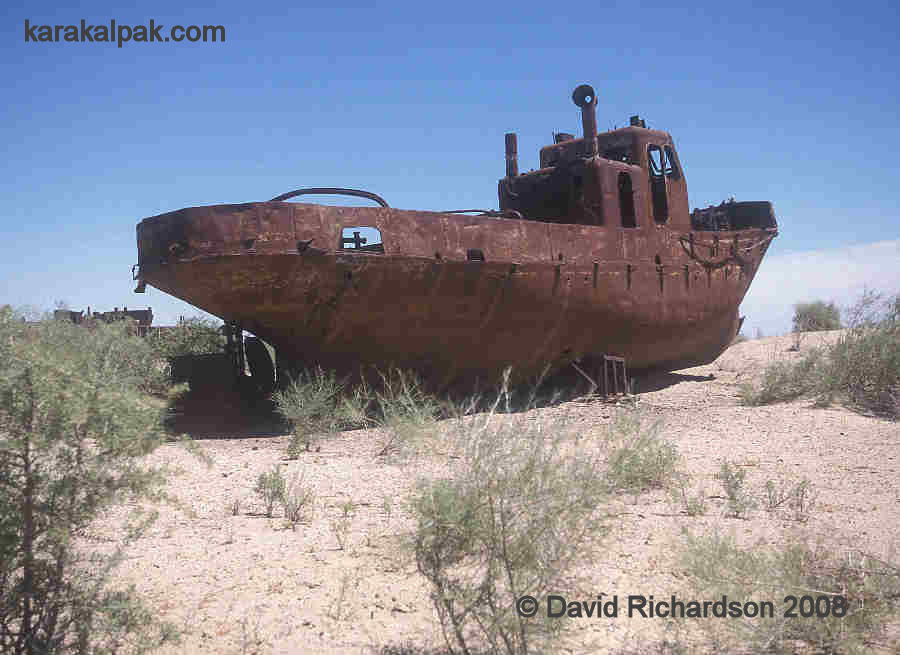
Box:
[572,84,598,158]
[505,132,518,178]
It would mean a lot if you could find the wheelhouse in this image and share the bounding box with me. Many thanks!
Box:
[498,85,692,231]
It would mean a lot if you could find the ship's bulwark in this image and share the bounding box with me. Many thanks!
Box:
[136,201,775,387]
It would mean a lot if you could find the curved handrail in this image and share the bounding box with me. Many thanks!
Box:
[269,187,390,208]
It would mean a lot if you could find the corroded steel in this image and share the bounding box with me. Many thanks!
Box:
[572,84,598,158]
[505,133,518,178]
[134,84,778,387]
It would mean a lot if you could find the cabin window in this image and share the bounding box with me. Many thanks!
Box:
[618,172,636,228]
[663,146,680,179]
[648,145,669,224]
[340,227,384,253]
[648,146,664,176]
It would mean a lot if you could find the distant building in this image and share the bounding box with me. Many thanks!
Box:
[92,306,154,328]
[48,307,222,341]
[53,309,85,324]
[54,306,154,335]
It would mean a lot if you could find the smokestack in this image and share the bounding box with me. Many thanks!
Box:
[505,132,518,177]
[571,84,598,158]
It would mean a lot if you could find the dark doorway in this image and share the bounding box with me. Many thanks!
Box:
[648,145,669,223]
[618,172,636,228]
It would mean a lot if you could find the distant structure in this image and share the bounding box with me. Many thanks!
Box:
[49,307,214,340]
[53,309,86,324]
[54,306,155,335]
[94,306,154,328]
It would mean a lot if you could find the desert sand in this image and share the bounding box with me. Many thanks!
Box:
[99,331,899,654]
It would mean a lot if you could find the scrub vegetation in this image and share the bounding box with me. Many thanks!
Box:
[5,297,898,655]
[0,306,178,654]
[741,291,900,418]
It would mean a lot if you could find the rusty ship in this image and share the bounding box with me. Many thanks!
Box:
[134,84,778,390]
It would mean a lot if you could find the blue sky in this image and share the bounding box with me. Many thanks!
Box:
[2,0,898,337]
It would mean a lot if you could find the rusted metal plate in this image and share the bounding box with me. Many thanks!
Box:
[136,202,775,387]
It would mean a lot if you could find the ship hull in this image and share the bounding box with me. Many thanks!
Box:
[136,202,775,386]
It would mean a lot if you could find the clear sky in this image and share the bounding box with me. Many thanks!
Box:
[3,0,898,337]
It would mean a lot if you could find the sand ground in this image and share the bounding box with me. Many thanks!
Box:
[98,331,900,654]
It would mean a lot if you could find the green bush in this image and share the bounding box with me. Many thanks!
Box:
[372,369,442,457]
[604,410,680,492]
[330,500,356,550]
[274,367,443,457]
[0,307,176,654]
[412,373,612,655]
[404,369,686,654]
[792,300,842,332]
[716,460,757,518]
[681,531,900,654]
[282,472,315,530]
[738,350,824,406]
[764,477,815,522]
[817,292,899,416]
[741,292,899,418]
[673,477,708,517]
[274,367,357,455]
[149,316,225,359]
[254,466,287,518]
